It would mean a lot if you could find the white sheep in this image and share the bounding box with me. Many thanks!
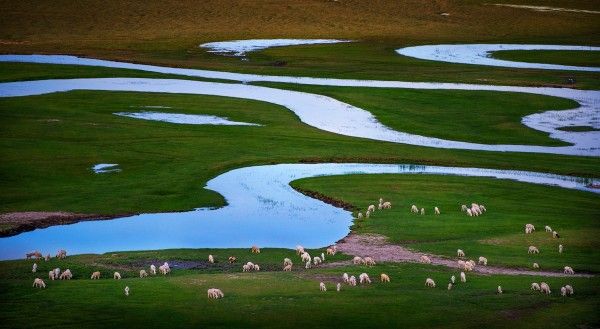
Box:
[336,283,341,292]
[319,282,327,292]
[379,198,383,204]
[382,201,392,209]
[321,252,325,261]
[365,210,371,218]
[140,269,148,278]
[559,244,563,254]
[552,231,560,238]
[447,283,453,290]
[53,268,60,278]
[305,261,311,269]
[32,263,37,273]
[359,273,371,284]
[313,257,322,265]
[114,272,121,280]
[528,246,539,254]
[451,275,456,284]
[150,264,156,275]
[420,208,425,215]
[33,278,46,288]
[461,204,468,212]
[380,273,390,283]
[367,205,376,213]
[326,248,335,256]
[251,245,260,254]
[420,255,432,264]
[533,263,540,269]
[59,269,72,280]
[357,212,363,219]
[284,258,293,266]
[48,270,55,281]
[565,285,574,295]
[564,266,574,275]
[560,286,567,296]
[342,273,349,283]
[457,249,465,257]
[159,263,170,275]
[434,207,440,215]
[478,256,488,266]
[540,282,551,294]
[531,282,541,291]
[207,288,224,299]
[253,264,260,271]
[363,257,376,266]
[460,272,466,283]
[411,205,419,213]
[296,245,305,255]
[91,271,101,280]
[301,252,311,263]
[353,256,363,265]
[463,261,474,272]
[480,205,486,212]
[348,276,357,286]
[497,286,503,294]
[425,278,436,288]
[545,225,552,232]
[125,286,130,296]
[242,264,251,272]
[283,264,292,272]
[208,255,214,263]
[466,209,473,217]
[525,227,532,234]
[525,223,535,232]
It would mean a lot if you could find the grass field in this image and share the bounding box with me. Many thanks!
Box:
[492,50,600,67]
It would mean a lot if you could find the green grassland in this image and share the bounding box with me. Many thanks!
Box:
[292,174,600,272]
[493,50,600,67]
[0,249,598,329]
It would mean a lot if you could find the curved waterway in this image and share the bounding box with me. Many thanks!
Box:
[0,163,597,260]
[396,44,600,72]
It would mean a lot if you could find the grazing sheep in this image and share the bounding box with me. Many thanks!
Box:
[336,283,341,292]
[564,266,574,275]
[321,252,325,261]
[348,276,357,286]
[382,201,392,209]
[114,272,121,280]
[124,286,130,296]
[434,207,440,215]
[531,282,541,291]
[313,257,322,265]
[305,261,311,269]
[357,212,363,219]
[448,283,453,290]
[528,246,539,254]
[207,288,224,299]
[379,198,383,204]
[525,227,532,234]
[359,273,371,284]
[420,255,432,264]
[283,258,293,266]
[326,248,335,256]
[460,272,466,283]
[559,244,563,254]
[466,209,473,217]
[208,255,214,263]
[363,257,376,266]
[48,270,55,281]
[59,269,72,280]
[457,249,465,257]
[480,205,486,212]
[420,208,425,215]
[425,278,436,288]
[301,252,311,263]
[368,205,376,213]
[533,263,540,269]
[320,282,327,292]
[161,262,171,274]
[33,278,45,288]
[365,211,371,218]
[525,224,535,232]
[91,271,101,280]
[251,246,260,254]
[44,254,50,262]
[242,264,251,272]
[53,268,60,279]
[26,251,42,260]
[478,256,488,266]
[380,273,390,283]
[552,231,560,238]
[56,249,67,259]
[565,285,574,295]
[461,205,468,212]
[150,264,157,275]
[411,205,419,213]
[140,270,148,278]
[540,282,551,294]
[560,286,567,296]
[451,275,456,284]
[342,273,349,283]
[545,225,552,232]
[32,263,37,273]
[353,256,363,265]
[283,264,292,272]
[497,286,503,294]
[463,262,474,272]
[253,264,260,271]
[228,256,237,264]
[296,245,305,255]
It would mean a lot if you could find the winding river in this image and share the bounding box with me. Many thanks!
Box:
[0,44,599,259]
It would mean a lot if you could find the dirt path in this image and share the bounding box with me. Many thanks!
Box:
[330,233,593,278]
